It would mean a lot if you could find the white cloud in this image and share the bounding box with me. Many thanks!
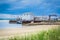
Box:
[1,0,17,3]
[0,14,19,18]
[0,0,48,11]
[7,0,43,10]
[7,0,17,2]
[0,12,35,20]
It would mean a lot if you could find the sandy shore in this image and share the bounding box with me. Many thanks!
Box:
[0,25,59,39]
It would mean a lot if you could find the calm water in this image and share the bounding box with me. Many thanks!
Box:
[0,20,22,29]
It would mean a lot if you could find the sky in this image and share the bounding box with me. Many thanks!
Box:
[0,0,60,16]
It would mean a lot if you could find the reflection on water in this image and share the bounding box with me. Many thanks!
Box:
[0,20,22,29]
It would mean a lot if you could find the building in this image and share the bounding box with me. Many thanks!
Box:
[9,13,60,24]
[49,14,58,22]
[34,16,49,23]
[20,13,34,24]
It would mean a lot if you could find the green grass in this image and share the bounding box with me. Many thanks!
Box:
[9,27,60,40]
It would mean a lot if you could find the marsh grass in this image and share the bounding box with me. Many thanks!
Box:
[9,27,60,40]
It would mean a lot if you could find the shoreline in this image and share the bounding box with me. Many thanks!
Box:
[0,25,59,39]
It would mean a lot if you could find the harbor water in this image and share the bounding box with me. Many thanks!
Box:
[0,20,22,29]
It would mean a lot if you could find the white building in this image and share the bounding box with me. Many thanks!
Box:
[34,16,49,21]
[21,12,34,21]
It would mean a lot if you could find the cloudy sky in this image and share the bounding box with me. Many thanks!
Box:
[0,0,60,16]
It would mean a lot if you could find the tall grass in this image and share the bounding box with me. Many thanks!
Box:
[9,27,60,40]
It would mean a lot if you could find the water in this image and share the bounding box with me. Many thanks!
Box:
[0,20,22,29]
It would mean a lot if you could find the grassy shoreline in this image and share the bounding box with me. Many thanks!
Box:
[8,26,60,40]
[0,25,60,40]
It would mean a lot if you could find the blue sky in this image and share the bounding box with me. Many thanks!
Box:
[0,0,60,16]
